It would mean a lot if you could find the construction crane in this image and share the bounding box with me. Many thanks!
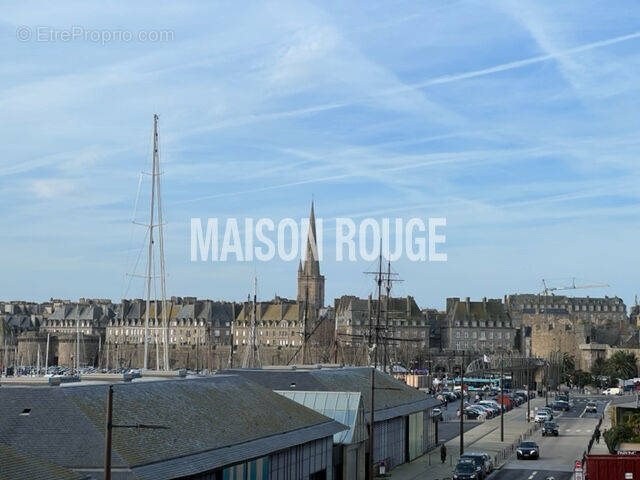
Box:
[541,278,609,295]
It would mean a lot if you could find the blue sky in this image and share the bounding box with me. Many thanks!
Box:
[1,1,640,310]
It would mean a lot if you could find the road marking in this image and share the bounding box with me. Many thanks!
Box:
[576,429,581,433]
[579,405,588,418]
[528,472,538,479]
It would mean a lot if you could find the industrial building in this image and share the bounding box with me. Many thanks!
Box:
[0,376,346,479]
[222,366,440,475]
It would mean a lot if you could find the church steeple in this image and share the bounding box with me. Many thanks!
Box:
[297,201,325,312]
[302,201,320,276]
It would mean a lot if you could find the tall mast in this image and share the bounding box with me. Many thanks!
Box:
[144,114,158,370]
[302,285,308,364]
[76,315,80,372]
[154,118,170,371]
[375,241,382,368]
[241,276,261,368]
[384,259,391,373]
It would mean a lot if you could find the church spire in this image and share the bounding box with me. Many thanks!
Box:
[297,200,324,309]
[303,201,320,276]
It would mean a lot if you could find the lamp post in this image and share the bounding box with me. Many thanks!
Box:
[500,351,504,442]
[460,350,465,455]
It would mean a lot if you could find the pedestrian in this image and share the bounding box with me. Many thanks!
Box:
[444,397,448,410]
[440,443,447,464]
[595,427,601,444]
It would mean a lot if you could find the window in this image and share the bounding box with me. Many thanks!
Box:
[456,331,461,338]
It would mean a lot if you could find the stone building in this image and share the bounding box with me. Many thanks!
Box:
[106,297,236,348]
[234,296,302,347]
[440,297,517,353]
[507,294,637,370]
[232,202,331,361]
[334,295,429,349]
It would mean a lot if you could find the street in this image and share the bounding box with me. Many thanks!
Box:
[488,397,606,479]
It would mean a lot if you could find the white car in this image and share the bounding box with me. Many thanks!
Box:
[535,411,552,423]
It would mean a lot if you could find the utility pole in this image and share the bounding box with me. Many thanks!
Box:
[500,351,504,442]
[369,366,376,480]
[103,385,169,480]
[460,350,465,455]
[527,366,531,423]
[104,385,113,480]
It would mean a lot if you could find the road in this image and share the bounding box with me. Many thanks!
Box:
[487,396,606,480]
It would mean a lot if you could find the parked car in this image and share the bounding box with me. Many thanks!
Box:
[431,407,444,422]
[604,387,622,396]
[538,406,554,418]
[541,421,559,436]
[472,405,495,418]
[457,455,486,479]
[453,460,480,480]
[516,441,540,460]
[535,410,552,423]
[462,452,494,474]
[477,402,501,416]
[550,400,570,412]
[586,402,598,413]
[463,407,484,420]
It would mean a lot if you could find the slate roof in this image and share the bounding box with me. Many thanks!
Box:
[0,376,345,479]
[221,367,439,421]
[0,443,89,480]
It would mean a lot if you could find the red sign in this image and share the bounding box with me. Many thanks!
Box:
[575,460,583,470]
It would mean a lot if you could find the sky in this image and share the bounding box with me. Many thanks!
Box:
[1,0,640,310]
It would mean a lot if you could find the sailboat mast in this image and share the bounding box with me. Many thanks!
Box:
[154,120,169,371]
[252,276,258,366]
[45,332,50,374]
[76,316,80,372]
[374,241,382,368]
[144,114,158,370]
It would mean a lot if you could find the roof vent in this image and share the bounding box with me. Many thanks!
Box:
[20,408,31,416]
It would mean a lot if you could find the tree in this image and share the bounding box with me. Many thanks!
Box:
[591,357,608,377]
[608,350,638,380]
[570,370,593,388]
[561,353,576,384]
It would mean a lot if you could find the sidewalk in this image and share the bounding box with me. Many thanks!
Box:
[588,400,612,455]
[390,398,547,479]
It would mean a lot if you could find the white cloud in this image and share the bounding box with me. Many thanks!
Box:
[30,178,76,199]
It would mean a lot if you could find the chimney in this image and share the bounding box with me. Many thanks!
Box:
[466,297,471,311]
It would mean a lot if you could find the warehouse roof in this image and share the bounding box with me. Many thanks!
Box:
[0,375,345,479]
[221,367,438,421]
